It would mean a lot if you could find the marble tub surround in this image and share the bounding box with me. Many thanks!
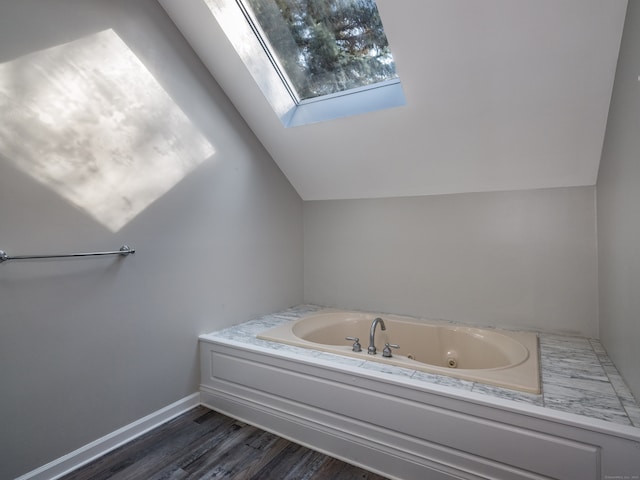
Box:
[540,335,638,426]
[202,305,639,428]
[589,338,640,426]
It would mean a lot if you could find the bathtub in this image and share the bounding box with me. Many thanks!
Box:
[258,310,540,393]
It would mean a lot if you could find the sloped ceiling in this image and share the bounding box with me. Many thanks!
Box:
[161,0,628,200]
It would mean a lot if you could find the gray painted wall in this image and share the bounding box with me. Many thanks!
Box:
[1,0,636,477]
[0,1,303,478]
[598,1,640,400]
[304,187,598,337]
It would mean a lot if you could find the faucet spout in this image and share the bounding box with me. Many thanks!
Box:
[368,317,386,355]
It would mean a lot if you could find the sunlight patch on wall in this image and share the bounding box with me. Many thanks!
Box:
[0,29,215,232]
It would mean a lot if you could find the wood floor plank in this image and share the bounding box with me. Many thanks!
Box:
[313,456,385,480]
[183,423,269,478]
[60,407,388,480]
[145,415,247,480]
[62,408,213,480]
[185,431,291,480]
[249,441,327,480]
[142,413,243,480]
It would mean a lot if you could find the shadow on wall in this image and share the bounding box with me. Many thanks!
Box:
[0,29,216,232]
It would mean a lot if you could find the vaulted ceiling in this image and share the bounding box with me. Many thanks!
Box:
[161,0,628,200]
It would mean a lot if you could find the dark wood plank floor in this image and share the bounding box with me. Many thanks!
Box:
[60,406,389,480]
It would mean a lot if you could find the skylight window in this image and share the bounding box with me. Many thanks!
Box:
[195,0,405,126]
[238,0,399,103]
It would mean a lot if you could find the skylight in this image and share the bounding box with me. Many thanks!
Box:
[197,0,405,126]
[238,0,399,103]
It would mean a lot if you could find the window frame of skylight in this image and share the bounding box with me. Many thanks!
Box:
[287,77,404,126]
[234,0,301,104]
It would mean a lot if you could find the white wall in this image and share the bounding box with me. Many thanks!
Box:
[0,1,303,478]
[598,1,640,400]
[304,186,598,337]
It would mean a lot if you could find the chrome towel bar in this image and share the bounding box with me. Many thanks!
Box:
[0,245,135,264]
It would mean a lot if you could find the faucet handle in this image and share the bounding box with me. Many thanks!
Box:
[345,337,362,352]
[382,343,400,358]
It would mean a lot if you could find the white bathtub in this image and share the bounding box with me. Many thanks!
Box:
[258,310,540,393]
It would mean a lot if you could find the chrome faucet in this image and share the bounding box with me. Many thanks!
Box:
[368,317,386,355]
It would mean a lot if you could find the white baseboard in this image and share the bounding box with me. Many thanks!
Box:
[16,392,201,480]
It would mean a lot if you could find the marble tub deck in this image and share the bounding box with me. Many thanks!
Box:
[202,305,640,428]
